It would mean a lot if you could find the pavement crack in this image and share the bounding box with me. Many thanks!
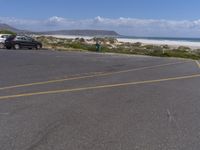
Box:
[166,109,180,129]
[26,120,63,150]
[167,109,173,122]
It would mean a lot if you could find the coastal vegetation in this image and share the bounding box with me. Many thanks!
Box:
[0,30,16,35]
[36,36,200,60]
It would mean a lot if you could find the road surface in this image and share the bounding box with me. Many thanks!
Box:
[0,49,200,150]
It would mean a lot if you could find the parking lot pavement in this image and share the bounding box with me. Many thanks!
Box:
[195,60,200,69]
[0,49,200,150]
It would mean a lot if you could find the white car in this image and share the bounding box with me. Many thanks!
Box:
[0,34,11,49]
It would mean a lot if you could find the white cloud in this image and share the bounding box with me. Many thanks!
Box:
[1,16,200,37]
[48,16,65,22]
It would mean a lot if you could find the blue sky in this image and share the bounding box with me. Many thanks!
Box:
[1,0,200,37]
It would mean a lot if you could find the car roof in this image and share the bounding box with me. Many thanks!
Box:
[16,35,32,38]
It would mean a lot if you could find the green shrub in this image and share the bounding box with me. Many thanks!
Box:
[176,46,191,52]
[132,42,142,47]
[36,36,200,60]
[162,45,170,49]
[0,30,16,35]
[143,45,154,49]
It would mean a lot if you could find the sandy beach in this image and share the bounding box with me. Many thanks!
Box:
[45,35,200,49]
[117,38,200,49]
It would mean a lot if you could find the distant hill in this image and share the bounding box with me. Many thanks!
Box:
[0,23,120,36]
[38,30,119,36]
[0,23,20,32]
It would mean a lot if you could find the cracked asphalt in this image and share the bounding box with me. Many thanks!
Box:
[0,49,200,150]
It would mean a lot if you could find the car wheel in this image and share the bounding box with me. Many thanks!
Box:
[0,43,4,49]
[36,44,41,50]
[6,46,11,50]
[14,44,20,50]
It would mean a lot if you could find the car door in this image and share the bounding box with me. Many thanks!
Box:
[24,37,36,48]
[15,36,27,48]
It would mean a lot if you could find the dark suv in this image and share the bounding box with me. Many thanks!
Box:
[5,35,42,50]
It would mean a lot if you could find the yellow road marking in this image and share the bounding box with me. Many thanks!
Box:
[0,73,199,100]
[0,61,189,91]
[195,60,200,69]
[0,73,104,91]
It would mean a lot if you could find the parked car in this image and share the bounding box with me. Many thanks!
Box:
[5,35,42,50]
[0,34,11,49]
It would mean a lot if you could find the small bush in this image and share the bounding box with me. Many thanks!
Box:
[132,42,142,47]
[0,30,16,35]
[143,45,154,49]
[162,45,170,49]
[36,36,200,60]
[177,46,191,52]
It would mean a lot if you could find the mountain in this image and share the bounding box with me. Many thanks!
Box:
[0,23,20,32]
[38,30,119,36]
[0,23,120,36]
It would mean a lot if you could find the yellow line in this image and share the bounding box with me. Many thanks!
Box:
[0,73,199,100]
[0,61,189,91]
[0,73,103,90]
[195,60,200,69]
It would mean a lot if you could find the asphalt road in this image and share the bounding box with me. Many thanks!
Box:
[0,49,200,150]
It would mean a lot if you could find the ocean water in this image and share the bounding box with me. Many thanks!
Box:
[120,36,200,43]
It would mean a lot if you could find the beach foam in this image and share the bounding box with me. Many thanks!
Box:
[117,38,200,49]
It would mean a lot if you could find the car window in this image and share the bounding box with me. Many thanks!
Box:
[16,37,26,41]
[22,37,27,41]
[26,37,34,42]
[16,37,21,40]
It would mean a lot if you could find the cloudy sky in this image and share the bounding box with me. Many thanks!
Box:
[1,0,200,37]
